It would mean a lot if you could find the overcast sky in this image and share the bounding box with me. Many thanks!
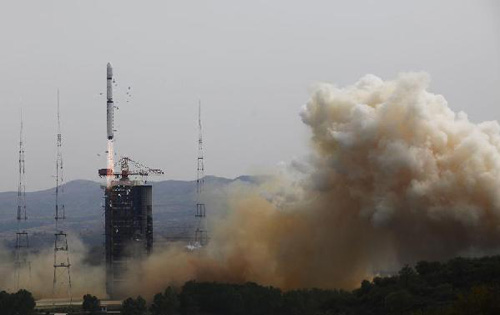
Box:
[0,0,499,191]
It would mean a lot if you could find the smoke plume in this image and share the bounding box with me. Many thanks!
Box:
[121,72,500,297]
[5,73,500,300]
[0,236,105,299]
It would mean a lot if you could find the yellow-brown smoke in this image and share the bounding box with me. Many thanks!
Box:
[4,73,500,299]
[120,72,500,297]
[0,236,105,298]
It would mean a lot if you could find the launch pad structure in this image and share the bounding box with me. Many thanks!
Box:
[99,157,163,298]
[101,157,162,298]
[104,177,153,298]
[99,63,163,298]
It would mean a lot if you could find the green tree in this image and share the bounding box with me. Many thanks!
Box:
[122,296,147,315]
[180,293,199,315]
[449,286,500,315]
[11,289,36,315]
[385,289,415,314]
[399,265,418,289]
[0,290,36,315]
[150,286,180,315]
[0,291,11,314]
[82,293,100,314]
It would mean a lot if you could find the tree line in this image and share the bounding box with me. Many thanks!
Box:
[123,255,500,315]
[4,254,500,314]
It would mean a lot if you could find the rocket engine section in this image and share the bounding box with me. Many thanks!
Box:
[107,63,114,140]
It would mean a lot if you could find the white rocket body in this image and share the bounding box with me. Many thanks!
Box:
[107,63,114,140]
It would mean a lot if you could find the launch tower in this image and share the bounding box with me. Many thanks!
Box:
[100,157,163,298]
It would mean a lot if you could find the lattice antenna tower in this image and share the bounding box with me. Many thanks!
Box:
[14,110,31,290]
[17,111,27,221]
[52,89,72,301]
[194,100,208,246]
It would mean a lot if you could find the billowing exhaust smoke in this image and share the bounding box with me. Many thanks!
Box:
[0,237,105,298]
[120,72,500,296]
[4,73,500,299]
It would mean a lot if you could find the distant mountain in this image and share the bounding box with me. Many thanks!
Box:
[0,176,258,248]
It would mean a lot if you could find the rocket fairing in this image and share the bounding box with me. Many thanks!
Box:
[107,63,114,140]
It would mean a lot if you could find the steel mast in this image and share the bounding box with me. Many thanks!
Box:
[52,89,72,301]
[14,110,31,290]
[194,100,208,246]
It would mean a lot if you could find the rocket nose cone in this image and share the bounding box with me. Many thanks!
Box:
[107,63,113,77]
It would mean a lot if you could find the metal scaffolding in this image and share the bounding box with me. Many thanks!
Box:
[104,182,153,298]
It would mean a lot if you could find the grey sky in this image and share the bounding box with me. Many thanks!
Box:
[0,0,499,191]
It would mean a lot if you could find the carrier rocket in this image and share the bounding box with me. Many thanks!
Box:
[107,63,114,140]
[99,63,116,179]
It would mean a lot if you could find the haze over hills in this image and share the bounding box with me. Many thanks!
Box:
[0,175,258,249]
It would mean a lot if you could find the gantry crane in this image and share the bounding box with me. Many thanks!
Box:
[98,156,164,180]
